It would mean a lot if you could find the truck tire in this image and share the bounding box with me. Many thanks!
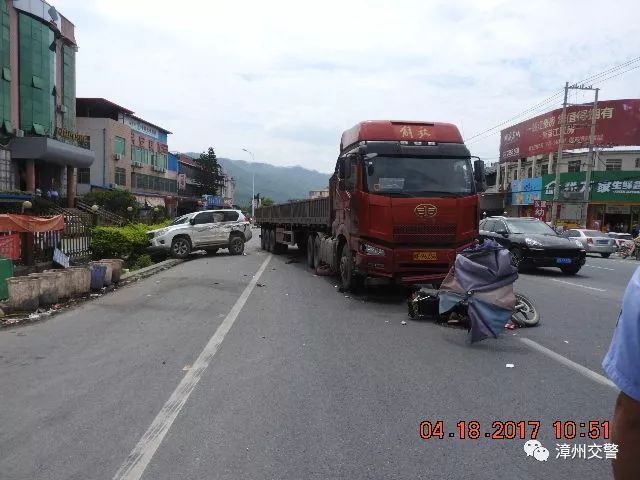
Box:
[339,247,363,292]
[260,228,267,250]
[313,235,322,269]
[267,229,276,253]
[170,236,191,259]
[307,234,315,268]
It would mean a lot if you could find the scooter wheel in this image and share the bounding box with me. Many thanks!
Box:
[511,293,540,327]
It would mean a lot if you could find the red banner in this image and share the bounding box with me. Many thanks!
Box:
[533,200,548,221]
[500,99,640,162]
[0,234,21,260]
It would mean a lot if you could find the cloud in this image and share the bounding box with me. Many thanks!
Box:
[53,0,640,171]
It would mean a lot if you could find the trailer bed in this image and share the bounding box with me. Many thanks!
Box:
[255,197,330,228]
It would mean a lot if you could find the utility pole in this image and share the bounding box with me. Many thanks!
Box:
[552,82,569,225]
[582,88,599,228]
[242,148,256,218]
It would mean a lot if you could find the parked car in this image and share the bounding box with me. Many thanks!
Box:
[561,229,616,258]
[479,216,586,275]
[607,232,634,250]
[147,209,252,258]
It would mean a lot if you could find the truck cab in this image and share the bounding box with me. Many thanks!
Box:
[331,120,485,287]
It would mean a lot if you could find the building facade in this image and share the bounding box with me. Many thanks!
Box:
[500,149,640,231]
[76,98,177,216]
[0,0,94,206]
[309,188,329,199]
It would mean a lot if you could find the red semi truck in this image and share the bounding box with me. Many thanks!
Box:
[254,120,486,290]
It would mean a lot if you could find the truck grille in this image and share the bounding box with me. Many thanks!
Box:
[393,224,456,244]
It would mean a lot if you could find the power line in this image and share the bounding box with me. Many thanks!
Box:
[465,56,640,146]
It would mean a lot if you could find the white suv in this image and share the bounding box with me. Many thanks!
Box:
[147,209,252,258]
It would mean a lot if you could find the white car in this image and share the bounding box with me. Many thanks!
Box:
[147,209,252,258]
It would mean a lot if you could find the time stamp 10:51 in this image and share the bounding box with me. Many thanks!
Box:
[419,420,610,441]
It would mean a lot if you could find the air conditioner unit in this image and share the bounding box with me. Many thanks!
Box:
[14,128,24,138]
[114,153,122,161]
[132,161,143,168]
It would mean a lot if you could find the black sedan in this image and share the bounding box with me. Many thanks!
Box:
[479,217,587,275]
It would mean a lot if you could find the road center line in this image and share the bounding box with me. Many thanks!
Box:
[519,338,616,391]
[113,254,272,480]
[584,264,615,271]
[551,279,606,292]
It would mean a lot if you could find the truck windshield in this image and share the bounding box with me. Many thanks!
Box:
[363,156,474,196]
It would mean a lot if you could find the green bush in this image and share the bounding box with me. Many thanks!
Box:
[91,222,170,260]
[133,254,153,270]
[82,190,138,217]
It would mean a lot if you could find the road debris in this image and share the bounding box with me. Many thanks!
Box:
[285,259,299,264]
[506,363,515,368]
[564,340,569,344]
[182,365,191,371]
[401,320,407,325]
[257,283,266,287]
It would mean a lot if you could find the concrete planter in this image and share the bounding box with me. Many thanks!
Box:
[102,259,124,283]
[90,264,106,290]
[28,273,60,305]
[91,261,113,286]
[7,276,40,311]
[67,267,91,295]
[45,269,73,299]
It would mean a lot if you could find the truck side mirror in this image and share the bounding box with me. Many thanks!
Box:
[338,158,346,179]
[473,158,486,192]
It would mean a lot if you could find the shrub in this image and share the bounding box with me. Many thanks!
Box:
[91,222,170,260]
[82,190,138,217]
[133,254,153,270]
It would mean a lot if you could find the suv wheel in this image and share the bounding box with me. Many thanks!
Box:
[229,236,245,255]
[171,236,191,259]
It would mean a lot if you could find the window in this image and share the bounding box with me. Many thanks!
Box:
[114,167,126,186]
[527,167,533,178]
[18,13,55,135]
[541,164,549,175]
[0,1,10,131]
[114,136,126,156]
[568,160,581,173]
[223,211,240,222]
[606,159,622,171]
[77,168,90,184]
[481,219,495,232]
[62,45,76,130]
[194,212,214,225]
[212,212,225,223]
[513,169,518,180]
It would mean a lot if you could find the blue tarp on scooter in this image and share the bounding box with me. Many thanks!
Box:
[439,240,519,343]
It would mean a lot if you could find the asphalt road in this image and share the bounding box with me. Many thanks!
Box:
[0,235,632,480]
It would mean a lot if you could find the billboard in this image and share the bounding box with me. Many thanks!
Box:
[500,99,640,162]
[540,171,640,202]
[511,177,542,205]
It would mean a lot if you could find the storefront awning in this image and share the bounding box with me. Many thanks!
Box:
[10,136,95,168]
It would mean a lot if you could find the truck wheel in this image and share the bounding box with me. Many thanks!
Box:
[267,229,276,253]
[275,243,288,254]
[260,228,267,250]
[313,235,322,269]
[339,247,363,292]
[307,234,315,268]
[171,236,191,259]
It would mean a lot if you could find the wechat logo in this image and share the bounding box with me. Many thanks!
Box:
[524,440,550,462]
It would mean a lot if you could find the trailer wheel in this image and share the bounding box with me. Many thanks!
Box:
[307,234,315,268]
[267,229,276,253]
[313,235,322,269]
[260,228,267,250]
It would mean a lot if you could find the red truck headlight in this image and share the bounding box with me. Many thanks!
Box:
[361,243,385,256]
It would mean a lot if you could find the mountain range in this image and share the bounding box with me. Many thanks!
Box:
[187,154,331,205]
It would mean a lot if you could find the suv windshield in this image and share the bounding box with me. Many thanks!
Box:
[364,156,474,196]
[170,215,190,226]
[505,219,557,235]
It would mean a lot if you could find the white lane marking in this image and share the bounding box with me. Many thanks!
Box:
[551,279,606,292]
[519,338,617,391]
[113,255,272,480]
[584,264,615,271]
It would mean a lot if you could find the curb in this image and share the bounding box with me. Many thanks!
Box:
[120,258,184,282]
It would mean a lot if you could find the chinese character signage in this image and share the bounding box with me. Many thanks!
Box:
[120,114,161,140]
[511,177,542,205]
[500,99,640,162]
[55,127,90,149]
[177,173,186,190]
[533,200,548,221]
[539,170,640,202]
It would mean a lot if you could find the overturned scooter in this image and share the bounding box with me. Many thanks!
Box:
[408,239,540,343]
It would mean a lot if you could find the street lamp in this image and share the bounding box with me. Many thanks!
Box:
[242,148,255,218]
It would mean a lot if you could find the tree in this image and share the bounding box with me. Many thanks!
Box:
[261,197,275,207]
[193,147,225,196]
[82,189,138,217]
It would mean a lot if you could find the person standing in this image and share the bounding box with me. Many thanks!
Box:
[602,268,640,479]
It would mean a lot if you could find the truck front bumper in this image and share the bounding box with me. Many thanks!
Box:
[355,240,475,285]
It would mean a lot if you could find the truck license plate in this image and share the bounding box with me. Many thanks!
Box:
[413,251,437,261]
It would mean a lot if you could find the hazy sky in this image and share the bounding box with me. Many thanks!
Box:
[55,0,640,173]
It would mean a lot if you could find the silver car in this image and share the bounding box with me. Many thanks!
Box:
[562,229,616,258]
[147,209,252,258]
